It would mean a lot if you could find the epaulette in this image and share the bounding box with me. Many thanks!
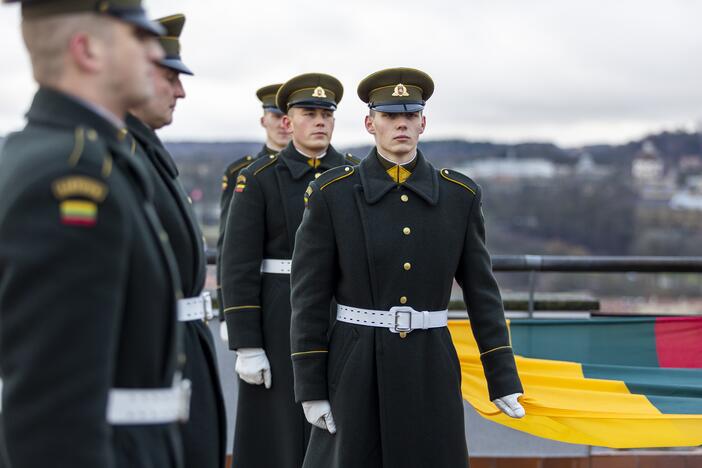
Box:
[345,153,361,165]
[315,165,355,191]
[66,126,113,178]
[248,153,279,176]
[226,155,255,176]
[439,168,477,195]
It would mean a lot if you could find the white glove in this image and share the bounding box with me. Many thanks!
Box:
[302,400,336,434]
[492,392,525,418]
[219,322,229,342]
[235,348,272,389]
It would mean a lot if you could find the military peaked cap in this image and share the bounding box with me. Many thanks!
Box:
[358,67,434,113]
[276,73,343,112]
[3,0,165,36]
[256,84,284,114]
[156,14,193,75]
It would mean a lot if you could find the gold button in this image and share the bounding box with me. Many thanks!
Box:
[344,167,351,172]
[400,296,408,304]
[403,262,412,271]
[269,154,275,159]
[86,129,98,141]
[443,170,450,175]
[400,332,408,339]
[401,194,409,202]
[315,172,322,179]
[403,227,411,235]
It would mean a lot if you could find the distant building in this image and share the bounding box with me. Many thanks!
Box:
[574,151,611,179]
[632,141,664,183]
[456,158,559,180]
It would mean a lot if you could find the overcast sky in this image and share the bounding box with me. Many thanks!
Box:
[1,0,701,147]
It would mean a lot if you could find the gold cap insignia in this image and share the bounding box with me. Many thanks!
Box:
[312,86,327,98]
[392,83,410,97]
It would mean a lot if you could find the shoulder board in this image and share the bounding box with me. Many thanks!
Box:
[345,153,361,165]
[315,165,355,191]
[68,126,113,178]
[439,168,477,195]
[226,155,255,176]
[247,153,279,176]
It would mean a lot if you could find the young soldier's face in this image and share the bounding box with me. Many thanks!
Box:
[283,107,335,153]
[133,66,185,129]
[261,111,292,148]
[365,111,426,157]
[105,22,164,110]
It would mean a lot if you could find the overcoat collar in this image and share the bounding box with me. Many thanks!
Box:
[359,147,439,205]
[278,141,346,180]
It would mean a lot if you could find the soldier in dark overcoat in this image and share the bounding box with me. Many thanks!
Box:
[127,14,226,468]
[220,73,357,468]
[0,2,189,467]
[290,68,526,468]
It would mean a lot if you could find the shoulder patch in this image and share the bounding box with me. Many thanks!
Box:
[439,168,477,195]
[234,174,247,193]
[52,175,109,202]
[227,155,255,176]
[249,153,279,176]
[317,165,355,191]
[345,153,361,164]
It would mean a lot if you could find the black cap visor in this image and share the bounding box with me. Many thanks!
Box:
[370,102,425,113]
[263,105,285,115]
[288,99,337,111]
[159,57,193,76]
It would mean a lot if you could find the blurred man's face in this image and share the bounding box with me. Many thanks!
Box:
[133,66,185,129]
[104,22,164,110]
[365,111,426,159]
[283,107,335,155]
[260,111,292,149]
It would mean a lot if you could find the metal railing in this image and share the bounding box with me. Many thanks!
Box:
[207,251,702,316]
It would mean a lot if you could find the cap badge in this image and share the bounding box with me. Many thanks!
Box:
[312,86,327,98]
[392,83,410,97]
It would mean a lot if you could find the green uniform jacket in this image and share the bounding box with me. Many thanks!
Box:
[290,149,523,468]
[0,88,183,468]
[216,145,273,313]
[220,142,354,468]
[127,115,226,468]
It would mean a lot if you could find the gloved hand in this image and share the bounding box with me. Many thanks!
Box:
[302,400,336,434]
[492,392,525,418]
[219,322,229,343]
[235,348,272,388]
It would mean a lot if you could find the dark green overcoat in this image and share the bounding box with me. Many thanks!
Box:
[0,88,183,468]
[290,149,523,468]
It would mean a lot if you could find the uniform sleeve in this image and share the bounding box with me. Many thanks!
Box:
[454,186,523,400]
[0,169,130,468]
[290,188,337,402]
[216,169,235,320]
[220,169,266,350]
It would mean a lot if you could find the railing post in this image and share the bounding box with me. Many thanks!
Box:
[528,271,536,318]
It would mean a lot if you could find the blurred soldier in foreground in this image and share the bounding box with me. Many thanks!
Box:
[216,83,291,339]
[127,14,226,468]
[0,1,189,467]
[290,68,525,468]
[220,73,357,468]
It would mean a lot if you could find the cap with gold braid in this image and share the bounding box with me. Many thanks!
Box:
[276,73,344,112]
[357,67,434,113]
[156,14,193,76]
[2,0,165,36]
[256,84,284,115]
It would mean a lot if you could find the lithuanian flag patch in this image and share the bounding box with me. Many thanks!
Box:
[59,200,98,227]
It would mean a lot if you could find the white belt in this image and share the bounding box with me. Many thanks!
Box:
[260,259,291,274]
[336,304,449,334]
[177,292,215,322]
[0,377,191,425]
[107,377,191,425]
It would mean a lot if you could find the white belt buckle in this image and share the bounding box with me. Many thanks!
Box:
[389,306,414,334]
[201,291,214,322]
